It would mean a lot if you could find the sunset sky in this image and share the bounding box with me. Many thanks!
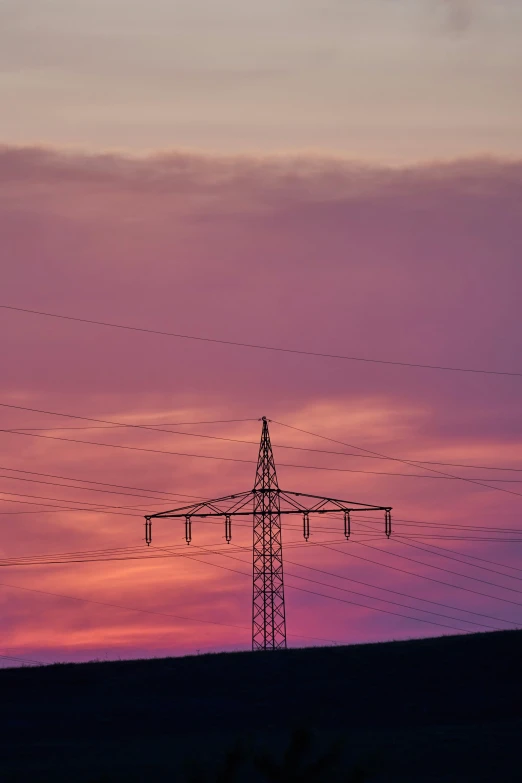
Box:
[1,0,522,666]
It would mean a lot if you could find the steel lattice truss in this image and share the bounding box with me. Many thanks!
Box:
[145,417,392,651]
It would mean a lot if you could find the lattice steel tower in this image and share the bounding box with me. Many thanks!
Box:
[144,417,392,651]
[252,417,286,649]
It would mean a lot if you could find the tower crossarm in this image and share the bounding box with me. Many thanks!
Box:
[144,488,392,545]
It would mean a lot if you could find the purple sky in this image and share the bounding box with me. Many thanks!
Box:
[1,1,522,665]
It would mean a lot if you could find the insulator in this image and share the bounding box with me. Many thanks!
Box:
[225,514,232,544]
[303,512,310,542]
[385,509,392,539]
[185,516,192,546]
[145,517,152,546]
[344,510,351,540]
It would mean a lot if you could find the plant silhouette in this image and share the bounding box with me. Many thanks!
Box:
[184,729,369,783]
[252,727,368,783]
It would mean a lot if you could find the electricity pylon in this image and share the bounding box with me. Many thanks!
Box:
[144,417,392,651]
[252,416,286,650]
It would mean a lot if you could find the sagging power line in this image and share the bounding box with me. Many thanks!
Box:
[2,303,521,377]
[4,401,522,474]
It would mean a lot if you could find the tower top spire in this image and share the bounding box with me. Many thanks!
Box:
[254,415,279,491]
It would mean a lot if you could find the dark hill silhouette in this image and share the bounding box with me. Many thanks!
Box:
[1,629,521,782]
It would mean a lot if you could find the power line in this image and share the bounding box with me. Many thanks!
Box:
[1,486,520,544]
[0,653,44,666]
[353,540,522,596]
[0,538,511,663]
[0,537,304,565]
[345,511,522,538]
[0,536,387,568]
[318,543,522,608]
[4,402,522,475]
[0,551,215,567]
[0,575,342,647]
[125,529,522,585]
[0,426,261,467]
[347,512,522,535]
[8,431,522,476]
[9,419,256,429]
[0,550,510,668]
[391,532,522,545]
[2,303,521,377]
[0,534,502,631]
[0,487,188,515]
[1,487,520,547]
[0,464,204,502]
[9,422,253,431]
[347,518,522,592]
[0,542,251,566]
[0,427,380,475]
[2,473,521,535]
[368,518,522,533]
[395,536,522,542]
[0,540,277,565]
[285,558,517,627]
[0,403,259,441]
[4,537,516,628]
[0,529,515,569]
[287,585,469,632]
[0,466,522,544]
[401,539,522,574]
[0,579,249,632]
[0,498,375,542]
[1,544,153,563]
[393,537,522,583]
[4,532,514,633]
[0,488,156,513]
[241,564,498,630]
[185,542,515,630]
[152,546,471,633]
[1,490,519,543]
[271,420,522,501]
[0,472,194,504]
[0,494,143,518]
[4,425,522,490]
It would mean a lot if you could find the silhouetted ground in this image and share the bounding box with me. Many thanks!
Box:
[1,629,521,782]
